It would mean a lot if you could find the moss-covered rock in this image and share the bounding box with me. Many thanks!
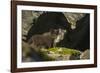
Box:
[38,47,81,61]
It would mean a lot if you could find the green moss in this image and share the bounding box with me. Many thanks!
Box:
[48,47,81,55]
[38,47,81,61]
[39,50,55,61]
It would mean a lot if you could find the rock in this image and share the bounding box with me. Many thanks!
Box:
[22,41,30,58]
[22,11,42,40]
[56,54,71,61]
[22,41,44,62]
[80,49,90,59]
[70,54,80,60]
[63,13,86,29]
[22,57,33,62]
[39,47,81,61]
[22,11,86,41]
[63,14,90,51]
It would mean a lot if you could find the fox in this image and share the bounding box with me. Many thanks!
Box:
[27,28,66,52]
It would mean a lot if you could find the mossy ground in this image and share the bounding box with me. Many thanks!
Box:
[39,47,81,61]
[48,47,81,55]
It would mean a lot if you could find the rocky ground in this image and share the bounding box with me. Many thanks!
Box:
[22,42,90,62]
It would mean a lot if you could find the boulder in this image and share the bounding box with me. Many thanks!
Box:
[80,49,90,59]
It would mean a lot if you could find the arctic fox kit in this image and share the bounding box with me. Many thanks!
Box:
[28,29,66,52]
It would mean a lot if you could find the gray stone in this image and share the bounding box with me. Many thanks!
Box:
[80,49,90,59]
[63,12,86,29]
[22,11,43,40]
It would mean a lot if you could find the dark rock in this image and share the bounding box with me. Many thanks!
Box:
[57,14,90,51]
